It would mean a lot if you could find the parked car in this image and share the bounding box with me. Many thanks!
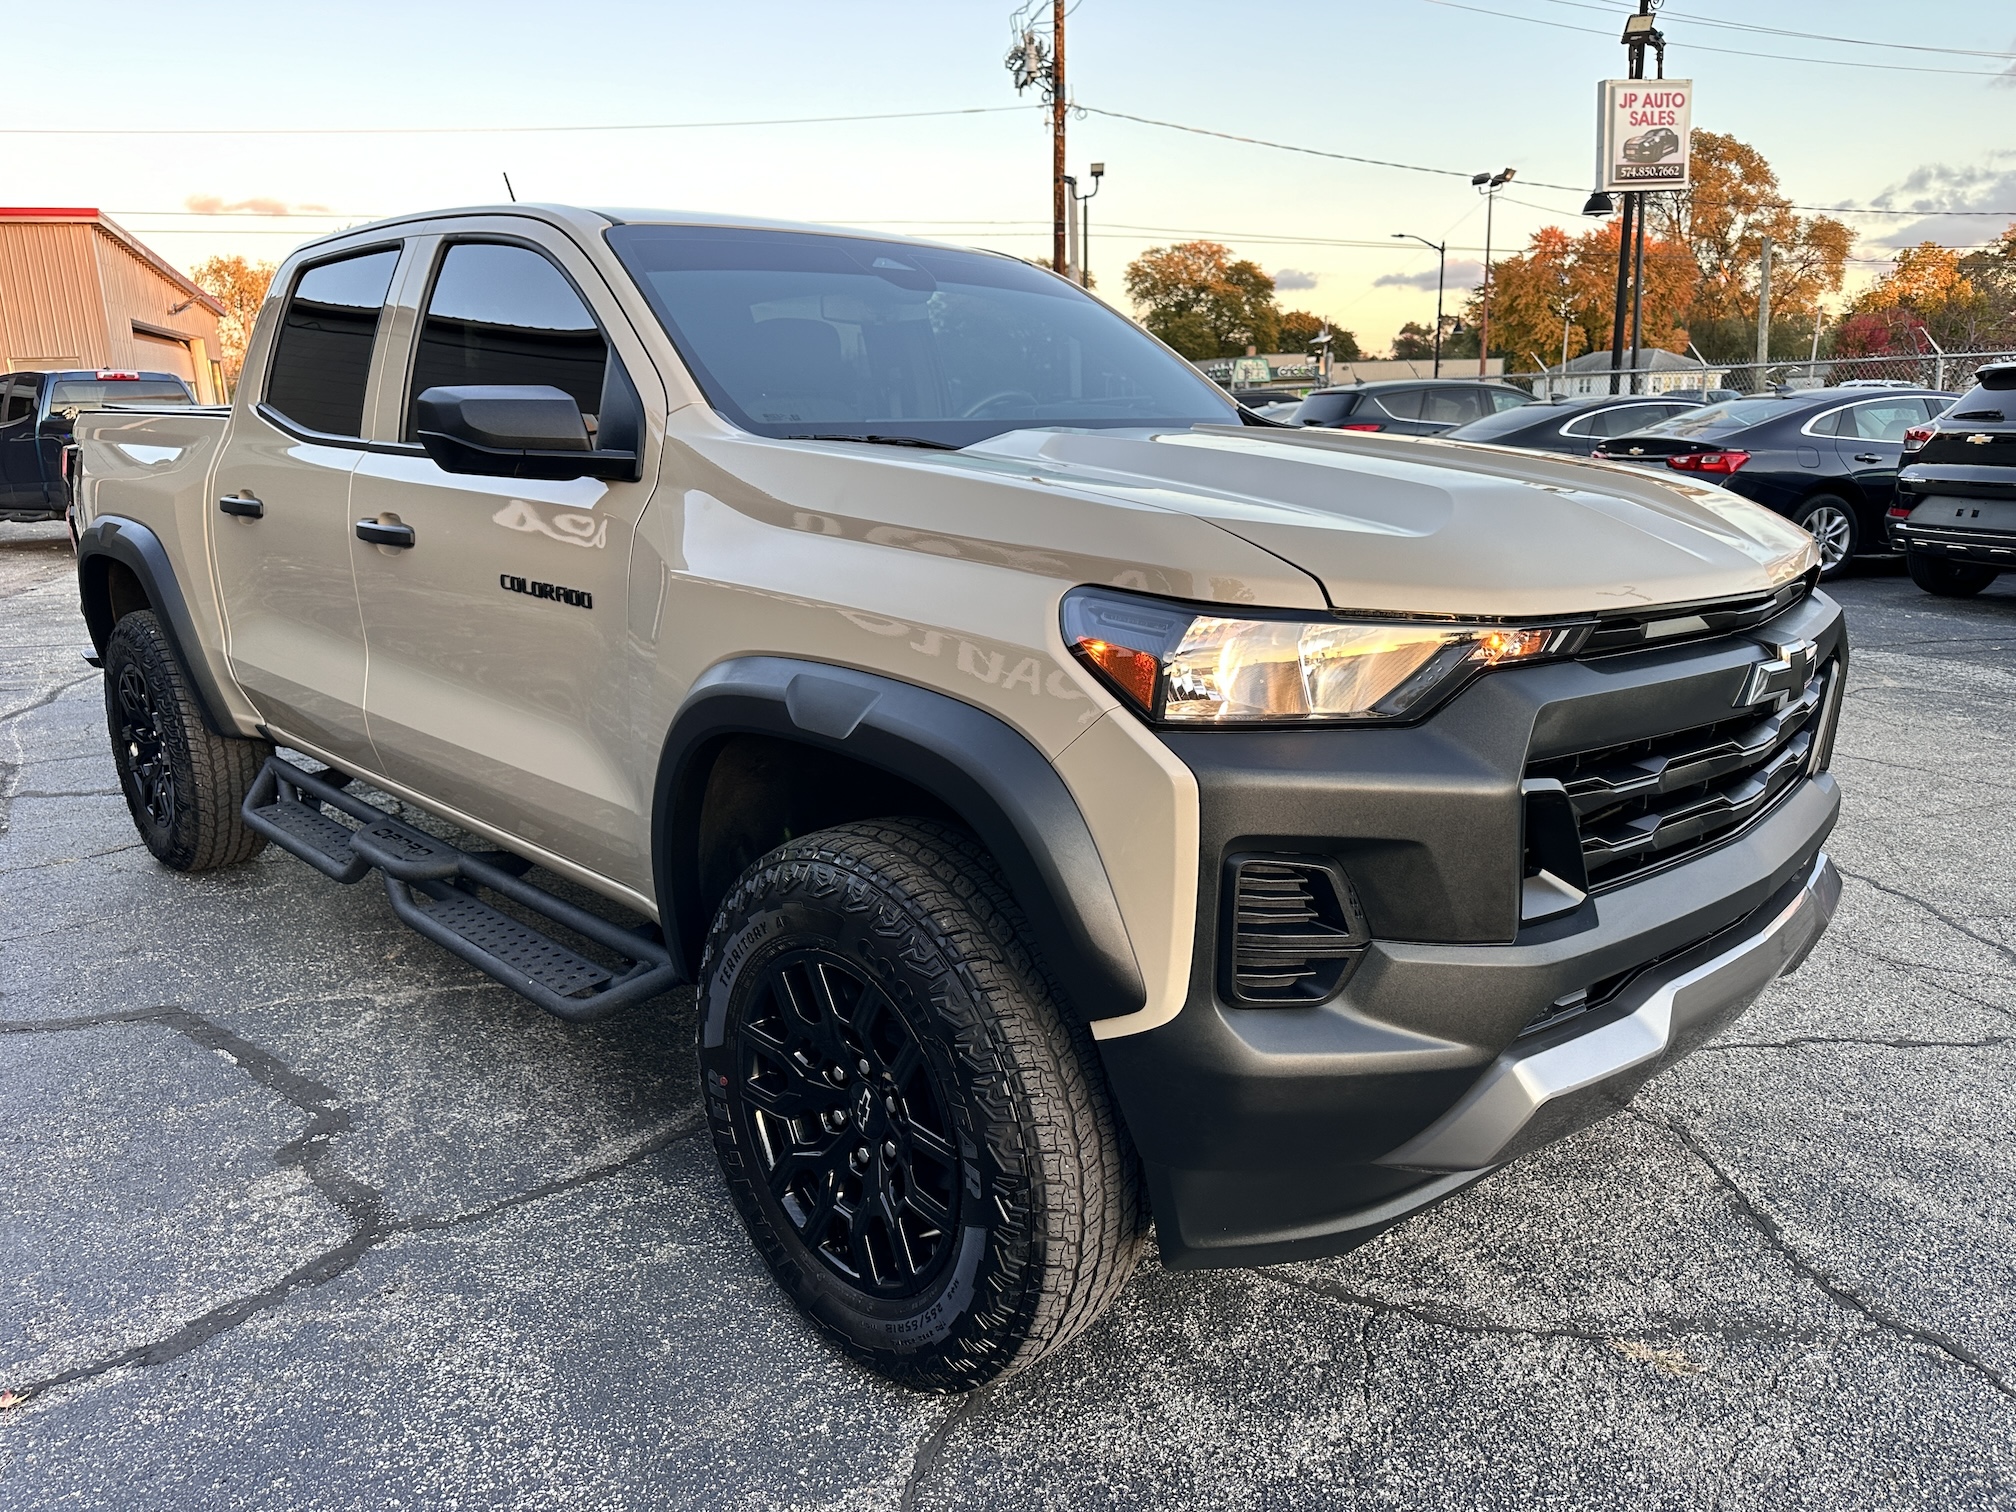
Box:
[1292,379,1532,435]
[1247,399,1303,422]
[1665,387,1743,405]
[1594,387,1957,576]
[0,369,194,521]
[1442,393,1701,456]
[1889,360,2016,596]
[72,203,1842,1391]
[1622,127,1681,163]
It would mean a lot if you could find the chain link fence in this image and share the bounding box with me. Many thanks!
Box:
[1501,349,2016,400]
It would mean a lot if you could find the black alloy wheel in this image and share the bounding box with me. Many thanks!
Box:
[115,662,177,830]
[732,948,961,1298]
[699,819,1148,1392]
[102,610,270,871]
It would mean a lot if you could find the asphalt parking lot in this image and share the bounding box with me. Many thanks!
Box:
[3,517,2014,1510]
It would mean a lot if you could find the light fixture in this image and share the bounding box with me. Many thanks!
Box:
[1582,190,1616,216]
[1062,588,1587,725]
[1621,12,1658,41]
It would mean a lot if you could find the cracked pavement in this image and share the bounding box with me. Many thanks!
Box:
[3,517,2014,1508]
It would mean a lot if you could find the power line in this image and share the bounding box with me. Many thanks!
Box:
[1420,0,2016,78]
[1541,0,2016,61]
[0,104,1038,137]
[1080,104,2016,219]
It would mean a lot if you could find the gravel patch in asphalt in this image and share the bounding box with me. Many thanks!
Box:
[3,521,2013,1508]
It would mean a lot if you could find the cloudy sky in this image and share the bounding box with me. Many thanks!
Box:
[10,0,2014,351]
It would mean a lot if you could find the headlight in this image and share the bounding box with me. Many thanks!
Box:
[1062,587,1588,725]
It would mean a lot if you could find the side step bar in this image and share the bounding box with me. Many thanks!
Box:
[241,757,683,1021]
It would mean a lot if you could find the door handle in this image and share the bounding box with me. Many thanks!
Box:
[355,519,416,548]
[218,492,264,518]
[1853,452,1885,463]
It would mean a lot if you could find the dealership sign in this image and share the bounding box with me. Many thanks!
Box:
[1596,79,1692,191]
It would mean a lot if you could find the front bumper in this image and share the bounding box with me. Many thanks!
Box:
[1382,849,1838,1173]
[1096,594,1846,1269]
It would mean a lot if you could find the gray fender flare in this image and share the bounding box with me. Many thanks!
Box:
[652,656,1147,1025]
[75,515,237,735]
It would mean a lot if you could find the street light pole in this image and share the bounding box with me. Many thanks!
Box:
[1072,163,1104,289]
[1472,168,1516,379]
[1392,233,1447,378]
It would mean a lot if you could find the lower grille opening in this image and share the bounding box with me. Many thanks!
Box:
[1222,856,1369,1007]
[1526,659,1835,891]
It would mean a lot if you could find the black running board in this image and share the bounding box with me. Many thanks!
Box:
[241,757,682,1021]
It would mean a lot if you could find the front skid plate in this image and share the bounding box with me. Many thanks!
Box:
[240,757,681,1021]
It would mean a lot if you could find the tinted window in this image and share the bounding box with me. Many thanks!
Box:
[1294,392,1360,425]
[1634,398,1791,439]
[1567,402,1693,439]
[1372,388,1423,420]
[1420,388,1489,425]
[1445,404,1544,441]
[605,224,1237,447]
[1805,408,1845,437]
[1,377,32,424]
[407,243,608,433]
[1846,400,1923,442]
[264,248,399,437]
[48,380,191,410]
[1487,387,1531,413]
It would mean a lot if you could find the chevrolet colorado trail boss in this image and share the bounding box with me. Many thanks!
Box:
[71,205,1844,1392]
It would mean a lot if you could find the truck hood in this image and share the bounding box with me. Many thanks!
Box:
[964,425,1818,617]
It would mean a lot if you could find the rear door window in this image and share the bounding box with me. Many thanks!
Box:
[1846,400,1923,442]
[1486,387,1530,412]
[1372,388,1424,420]
[1419,388,1488,425]
[406,242,608,436]
[1,377,33,424]
[264,248,401,438]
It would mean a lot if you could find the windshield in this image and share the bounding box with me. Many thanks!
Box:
[604,224,1238,447]
[1630,398,1789,439]
[48,380,192,411]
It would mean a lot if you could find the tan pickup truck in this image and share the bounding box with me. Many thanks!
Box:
[72,203,1843,1391]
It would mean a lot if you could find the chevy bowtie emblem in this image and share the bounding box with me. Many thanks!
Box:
[1738,637,1817,707]
[1628,446,1645,455]
[1967,433,1993,445]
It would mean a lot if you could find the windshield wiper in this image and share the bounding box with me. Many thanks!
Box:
[785,433,961,451]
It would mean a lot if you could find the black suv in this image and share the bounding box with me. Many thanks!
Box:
[1890,360,2016,597]
[0,369,194,522]
[1292,379,1531,436]
[1594,387,1956,577]
[1443,393,1700,456]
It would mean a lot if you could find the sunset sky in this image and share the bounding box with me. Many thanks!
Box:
[10,0,2015,351]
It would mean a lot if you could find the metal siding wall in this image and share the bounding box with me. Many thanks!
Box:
[0,222,108,370]
[92,227,223,391]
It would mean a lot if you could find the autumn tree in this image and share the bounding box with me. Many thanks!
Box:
[1468,220,1697,368]
[1648,130,1852,360]
[1846,230,2016,351]
[1124,241,1282,358]
[1279,309,1360,360]
[189,254,277,386]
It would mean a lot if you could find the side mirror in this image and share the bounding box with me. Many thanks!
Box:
[413,385,640,482]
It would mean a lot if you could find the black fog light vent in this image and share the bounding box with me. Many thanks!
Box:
[1222,855,1370,1007]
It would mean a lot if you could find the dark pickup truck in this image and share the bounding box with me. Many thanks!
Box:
[0,368,194,522]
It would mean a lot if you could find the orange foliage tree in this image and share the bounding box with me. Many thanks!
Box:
[189,254,277,387]
[1469,220,1698,369]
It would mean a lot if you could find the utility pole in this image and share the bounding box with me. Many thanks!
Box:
[1051,0,1067,276]
[1754,235,1773,374]
[1392,233,1447,377]
[1005,4,1070,276]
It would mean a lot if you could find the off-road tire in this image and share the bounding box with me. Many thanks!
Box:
[1794,494,1859,579]
[103,610,270,871]
[698,818,1149,1392]
[1905,550,1998,598]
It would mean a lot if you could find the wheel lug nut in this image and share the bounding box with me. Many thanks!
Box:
[857,1058,871,1075]
[885,1095,897,1113]
[882,1140,897,1160]
[827,1065,847,1084]
[850,1145,870,1171]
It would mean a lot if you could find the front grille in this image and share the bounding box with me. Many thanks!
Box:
[1526,660,1833,891]
[1579,574,1816,656]
[1222,857,1368,1006]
